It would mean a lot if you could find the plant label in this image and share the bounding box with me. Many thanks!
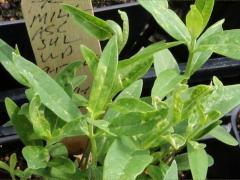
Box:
[21,0,101,96]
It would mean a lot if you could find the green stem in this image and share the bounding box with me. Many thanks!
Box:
[88,124,97,168]
[10,172,16,180]
[184,39,196,78]
[185,51,194,77]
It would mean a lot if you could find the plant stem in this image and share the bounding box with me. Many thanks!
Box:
[88,124,97,168]
[10,173,16,180]
[185,51,194,77]
[184,39,196,78]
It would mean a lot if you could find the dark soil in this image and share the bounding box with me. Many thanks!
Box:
[0,0,22,21]
[0,0,136,21]
[237,111,240,130]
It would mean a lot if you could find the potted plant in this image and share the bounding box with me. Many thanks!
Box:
[0,0,240,179]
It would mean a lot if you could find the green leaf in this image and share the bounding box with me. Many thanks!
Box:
[187,141,208,180]
[48,157,76,175]
[109,111,159,136]
[213,76,223,87]
[72,75,87,89]
[29,95,51,140]
[141,119,170,149]
[176,153,214,171]
[195,0,215,28]
[190,51,212,76]
[163,160,178,180]
[80,45,99,75]
[50,118,88,145]
[5,98,38,145]
[103,138,153,180]
[104,80,143,121]
[112,41,182,97]
[204,84,240,117]
[111,98,154,114]
[198,30,240,60]
[72,93,88,107]
[33,167,85,179]
[88,36,118,118]
[55,61,82,86]
[190,20,224,74]
[118,10,129,51]
[5,97,18,119]
[169,85,186,123]
[154,49,179,76]
[208,125,238,146]
[197,19,224,45]
[107,20,124,53]
[147,165,166,180]
[9,153,17,173]
[0,161,9,172]
[44,107,65,133]
[151,70,184,100]
[194,118,221,140]
[22,146,50,169]
[87,119,115,136]
[96,137,114,164]
[138,0,168,10]
[186,5,204,38]
[15,168,33,180]
[15,44,20,55]
[182,85,213,120]
[125,42,181,64]
[48,143,68,158]
[61,118,88,136]
[2,121,12,127]
[138,0,191,43]
[116,80,143,100]
[13,53,81,122]
[62,4,113,40]
[162,134,186,150]
[0,39,29,86]
[55,61,83,96]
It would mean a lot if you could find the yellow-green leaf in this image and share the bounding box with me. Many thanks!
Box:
[88,36,118,118]
[186,5,204,38]
[195,0,215,28]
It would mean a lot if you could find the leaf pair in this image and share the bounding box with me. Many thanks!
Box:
[103,137,153,180]
[63,4,129,53]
